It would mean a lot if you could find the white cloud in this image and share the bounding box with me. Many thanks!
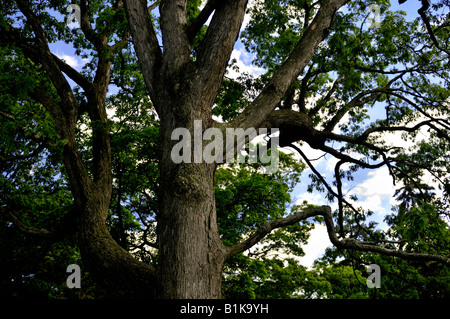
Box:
[325,155,340,173]
[298,224,331,269]
[350,167,399,216]
[227,48,265,80]
[245,222,332,269]
[295,192,325,207]
[55,52,80,68]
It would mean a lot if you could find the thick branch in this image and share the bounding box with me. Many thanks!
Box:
[262,109,394,170]
[80,0,107,51]
[148,1,160,11]
[195,0,248,110]
[225,205,450,264]
[0,26,94,94]
[231,0,349,131]
[52,53,94,93]
[29,85,93,205]
[16,0,78,123]
[159,0,191,73]
[124,0,163,105]
[225,206,332,259]
[263,109,445,154]
[1,207,52,238]
[261,109,324,148]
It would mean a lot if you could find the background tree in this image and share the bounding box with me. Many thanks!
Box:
[0,0,449,299]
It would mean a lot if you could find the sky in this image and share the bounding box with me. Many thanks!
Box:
[48,0,439,269]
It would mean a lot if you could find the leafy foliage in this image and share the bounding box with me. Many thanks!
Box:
[1,0,449,299]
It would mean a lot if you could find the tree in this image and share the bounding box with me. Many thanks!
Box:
[1,0,449,299]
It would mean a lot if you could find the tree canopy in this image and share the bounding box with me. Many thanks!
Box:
[0,0,449,299]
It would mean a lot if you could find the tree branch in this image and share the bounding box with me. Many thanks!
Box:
[323,71,406,133]
[52,54,94,94]
[159,0,191,73]
[0,10,94,202]
[225,205,450,264]
[0,144,46,163]
[0,25,94,95]
[262,109,446,155]
[187,0,220,42]
[225,206,332,259]
[323,89,385,133]
[124,0,163,105]
[194,0,248,110]
[148,1,160,11]
[261,109,322,148]
[110,30,131,56]
[16,0,78,123]
[1,207,53,238]
[80,0,107,51]
[308,72,344,117]
[288,142,365,218]
[417,1,450,56]
[231,0,349,131]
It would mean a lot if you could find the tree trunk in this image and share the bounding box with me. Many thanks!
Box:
[124,0,249,298]
[158,162,225,298]
[156,96,226,298]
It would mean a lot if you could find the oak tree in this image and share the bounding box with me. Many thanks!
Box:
[1,0,449,298]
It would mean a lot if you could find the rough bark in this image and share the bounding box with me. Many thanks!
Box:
[154,85,229,297]
[157,160,225,298]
